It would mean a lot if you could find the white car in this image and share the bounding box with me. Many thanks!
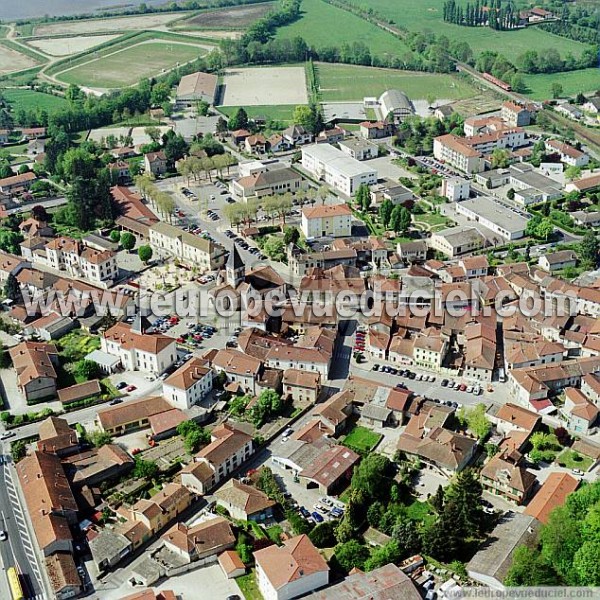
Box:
[0,531,7,541]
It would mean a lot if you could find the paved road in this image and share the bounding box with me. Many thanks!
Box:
[0,453,44,599]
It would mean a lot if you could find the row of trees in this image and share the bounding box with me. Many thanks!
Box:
[443,0,520,30]
[135,174,176,222]
[176,152,236,185]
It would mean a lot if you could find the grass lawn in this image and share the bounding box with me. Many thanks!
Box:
[237,571,262,600]
[56,41,207,88]
[556,449,593,471]
[2,88,67,114]
[57,331,101,362]
[359,0,591,61]
[266,524,283,544]
[276,0,409,57]
[405,500,436,527]
[317,63,477,102]
[218,104,297,124]
[522,68,600,100]
[342,425,383,454]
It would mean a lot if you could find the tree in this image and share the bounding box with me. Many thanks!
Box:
[110,230,121,243]
[283,226,300,246]
[366,501,385,528]
[144,126,162,143]
[75,359,101,380]
[334,540,370,572]
[293,105,313,129]
[351,453,393,502]
[133,457,159,479]
[0,341,12,369]
[443,468,483,537]
[379,199,394,228]
[389,205,411,233]
[391,518,422,557]
[507,187,515,200]
[491,148,510,168]
[464,403,491,439]
[430,484,445,513]
[262,236,286,262]
[31,205,49,222]
[4,273,22,304]
[504,545,559,586]
[364,540,403,572]
[579,231,599,268]
[138,245,153,263]
[88,430,112,448]
[564,165,581,181]
[551,82,563,99]
[177,421,210,453]
[120,231,136,251]
[309,521,336,548]
[228,107,249,130]
[354,184,370,211]
[0,230,24,255]
[163,131,189,163]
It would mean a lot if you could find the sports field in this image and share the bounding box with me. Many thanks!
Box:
[2,88,67,113]
[182,3,275,29]
[317,63,478,102]
[27,34,119,57]
[0,43,38,75]
[522,68,600,100]
[276,0,409,57]
[359,0,591,61]
[55,40,209,89]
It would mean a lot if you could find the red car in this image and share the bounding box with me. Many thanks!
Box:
[126,385,137,393]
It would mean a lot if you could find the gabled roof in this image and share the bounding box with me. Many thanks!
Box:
[215,479,275,516]
[524,472,579,524]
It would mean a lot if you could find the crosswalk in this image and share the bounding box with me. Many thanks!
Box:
[3,463,45,594]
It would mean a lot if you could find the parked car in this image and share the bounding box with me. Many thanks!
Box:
[109,398,123,405]
[116,381,127,390]
[299,507,310,518]
[0,531,7,541]
[0,432,15,441]
[441,379,449,387]
[372,364,380,371]
[312,511,324,523]
[126,385,137,393]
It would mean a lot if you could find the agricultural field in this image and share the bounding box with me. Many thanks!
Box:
[27,34,120,57]
[220,66,308,106]
[276,0,410,57]
[0,43,38,75]
[361,0,591,62]
[522,68,600,100]
[180,3,275,29]
[32,12,183,36]
[317,63,478,102]
[1,88,67,113]
[54,40,210,89]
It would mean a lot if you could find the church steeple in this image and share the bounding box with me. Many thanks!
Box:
[226,246,245,287]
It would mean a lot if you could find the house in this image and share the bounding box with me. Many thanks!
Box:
[377,89,414,123]
[162,516,235,564]
[480,455,536,505]
[10,341,59,402]
[19,217,54,238]
[538,250,578,273]
[254,534,329,600]
[108,160,131,183]
[310,563,421,600]
[215,479,275,521]
[25,312,75,341]
[45,552,82,600]
[101,320,176,375]
[369,178,414,205]
[37,416,79,457]
[212,348,262,395]
[149,221,227,271]
[0,171,37,194]
[282,125,313,147]
[428,225,485,258]
[96,395,173,436]
[180,422,254,495]
[565,173,600,194]
[583,97,600,114]
[467,512,541,590]
[434,105,454,121]
[268,134,288,153]
[412,328,448,370]
[581,373,600,403]
[219,550,246,579]
[245,134,267,155]
[572,211,600,228]
[231,129,251,145]
[545,139,589,167]
[62,443,134,487]
[460,255,489,278]
[176,71,218,107]
[282,368,321,404]
[130,482,192,535]
[231,167,305,202]
[562,387,598,434]
[144,151,168,176]
[301,144,377,196]
[442,177,470,201]
[524,472,579,524]
[556,103,583,120]
[492,402,541,437]
[162,357,213,410]
[358,120,394,140]
[16,451,78,556]
[397,240,427,263]
[316,126,345,144]
[311,389,354,435]
[338,138,378,161]
[501,101,531,127]
[42,236,118,284]
[301,203,352,239]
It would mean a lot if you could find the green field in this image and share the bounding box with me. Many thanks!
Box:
[276,0,409,57]
[359,0,591,62]
[556,449,593,471]
[317,63,477,101]
[342,425,383,454]
[2,88,67,113]
[219,104,297,123]
[522,68,600,100]
[55,41,207,88]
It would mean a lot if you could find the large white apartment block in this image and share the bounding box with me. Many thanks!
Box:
[149,221,226,272]
[101,322,176,375]
[301,203,353,239]
[442,177,470,201]
[433,135,484,174]
[162,357,213,410]
[42,237,117,284]
[301,144,377,196]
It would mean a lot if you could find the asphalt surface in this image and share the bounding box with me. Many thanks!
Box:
[0,453,44,599]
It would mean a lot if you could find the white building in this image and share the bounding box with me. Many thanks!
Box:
[433,134,484,174]
[338,138,378,161]
[101,320,176,375]
[441,177,470,201]
[175,71,218,107]
[301,203,352,239]
[545,139,589,168]
[301,144,377,196]
[162,357,213,410]
[254,534,329,600]
[455,196,530,241]
[428,225,485,258]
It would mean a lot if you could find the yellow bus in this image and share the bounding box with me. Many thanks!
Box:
[7,567,24,600]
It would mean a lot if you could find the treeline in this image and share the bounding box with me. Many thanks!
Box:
[443,0,519,30]
[515,46,598,74]
[242,0,301,44]
[540,21,600,47]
